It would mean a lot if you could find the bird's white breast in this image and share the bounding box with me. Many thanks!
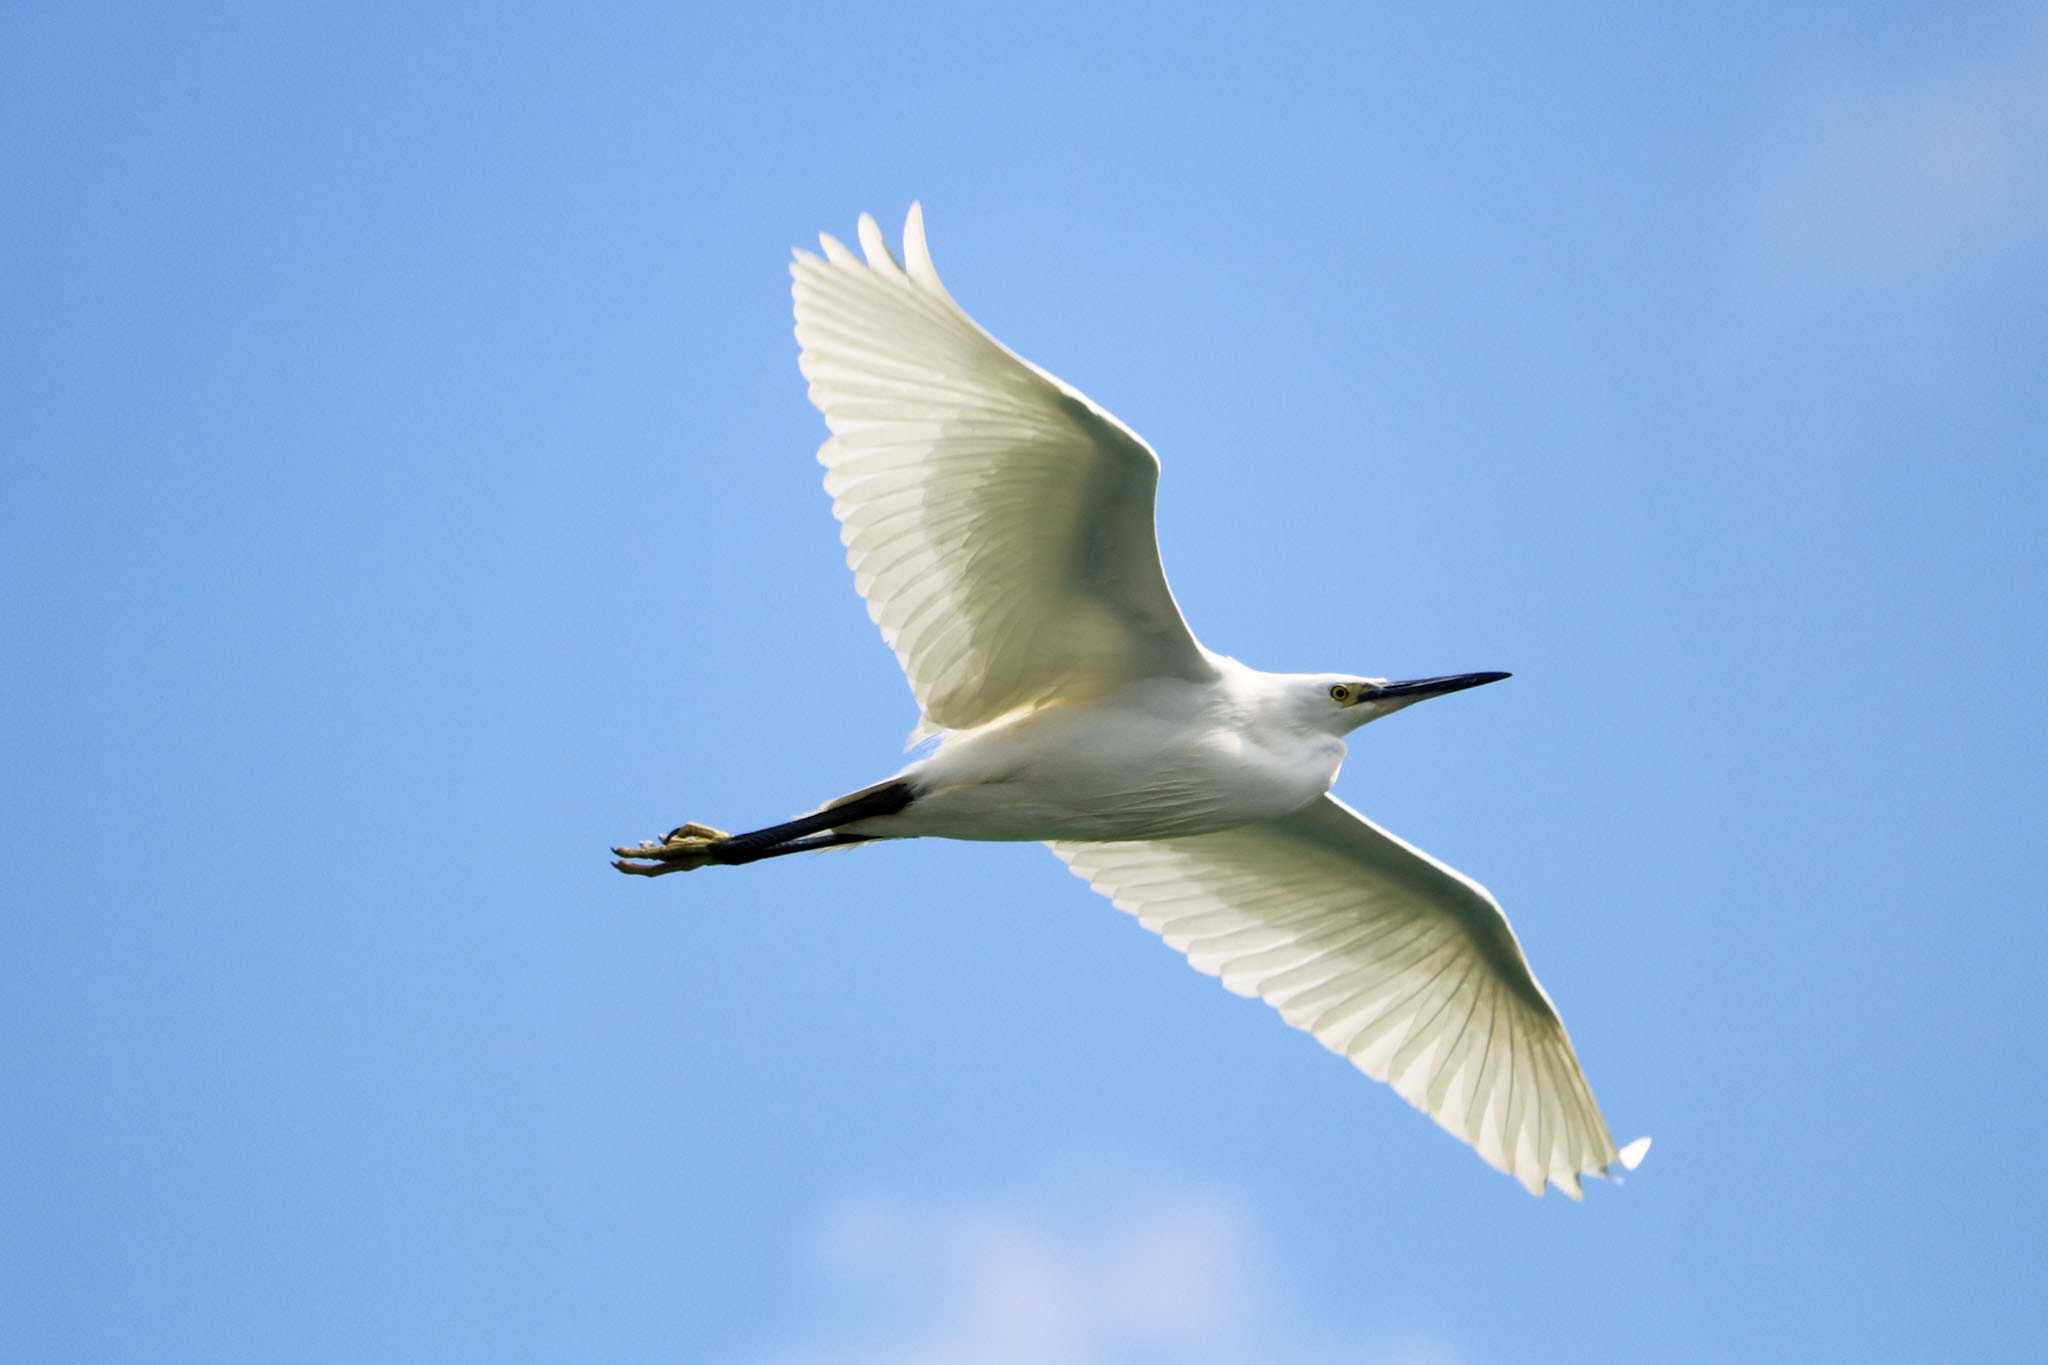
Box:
[875,673,1346,843]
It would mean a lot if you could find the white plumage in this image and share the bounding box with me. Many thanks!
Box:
[1056,796,1644,1196]
[616,205,1646,1198]
[796,208,1209,737]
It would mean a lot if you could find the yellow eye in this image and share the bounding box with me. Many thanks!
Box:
[1330,684,1350,703]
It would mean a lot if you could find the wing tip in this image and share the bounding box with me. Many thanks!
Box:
[902,202,949,296]
[1542,1135,1648,1198]
[803,205,948,286]
[1526,1141,1648,1199]
[856,212,902,274]
[816,231,860,267]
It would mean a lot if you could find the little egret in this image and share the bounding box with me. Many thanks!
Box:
[614,206,1647,1197]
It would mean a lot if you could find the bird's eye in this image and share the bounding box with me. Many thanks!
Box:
[1330,685,1350,703]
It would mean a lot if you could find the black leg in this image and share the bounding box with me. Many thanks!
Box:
[612,779,918,875]
[700,779,917,858]
[710,830,885,866]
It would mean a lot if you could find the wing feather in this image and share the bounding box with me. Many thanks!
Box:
[793,206,1214,733]
[1053,794,1644,1197]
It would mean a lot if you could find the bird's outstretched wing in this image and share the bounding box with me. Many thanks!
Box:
[792,206,1215,735]
[1053,795,1647,1196]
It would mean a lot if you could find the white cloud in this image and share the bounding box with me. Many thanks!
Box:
[745,1165,1461,1365]
[1741,20,2048,304]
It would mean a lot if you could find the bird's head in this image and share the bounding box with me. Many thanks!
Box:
[1308,671,1512,735]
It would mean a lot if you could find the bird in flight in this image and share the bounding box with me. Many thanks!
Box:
[614,205,1647,1197]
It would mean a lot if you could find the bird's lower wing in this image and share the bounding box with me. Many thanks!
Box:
[792,206,1214,736]
[1052,795,1645,1197]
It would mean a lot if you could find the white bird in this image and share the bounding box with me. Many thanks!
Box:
[615,205,1647,1197]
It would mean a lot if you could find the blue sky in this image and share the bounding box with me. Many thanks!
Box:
[5,3,2045,1361]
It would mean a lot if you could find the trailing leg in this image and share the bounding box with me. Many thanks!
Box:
[612,829,885,877]
[610,780,916,876]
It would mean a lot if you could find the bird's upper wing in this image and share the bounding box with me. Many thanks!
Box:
[1052,795,1646,1196]
[792,205,1215,735]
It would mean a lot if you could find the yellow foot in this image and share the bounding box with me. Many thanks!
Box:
[610,822,731,876]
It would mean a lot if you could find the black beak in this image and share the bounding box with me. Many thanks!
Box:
[1362,671,1511,702]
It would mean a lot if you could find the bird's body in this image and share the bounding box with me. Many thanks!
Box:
[872,666,1346,844]
[615,206,1646,1197]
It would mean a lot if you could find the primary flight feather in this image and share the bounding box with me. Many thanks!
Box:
[614,204,1647,1198]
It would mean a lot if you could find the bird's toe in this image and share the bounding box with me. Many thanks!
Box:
[610,823,730,873]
